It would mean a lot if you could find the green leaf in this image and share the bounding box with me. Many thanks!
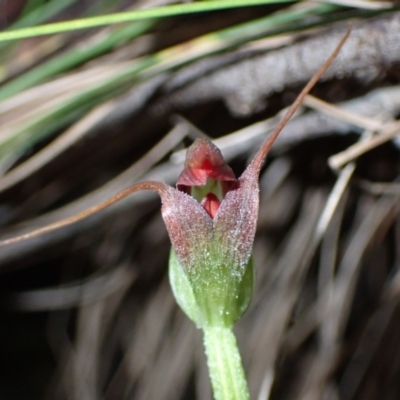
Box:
[169,249,200,325]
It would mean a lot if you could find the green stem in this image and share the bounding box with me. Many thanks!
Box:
[203,325,250,400]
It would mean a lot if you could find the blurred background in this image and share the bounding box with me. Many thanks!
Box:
[0,1,400,399]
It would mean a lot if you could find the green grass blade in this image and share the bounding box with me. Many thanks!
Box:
[0,0,295,42]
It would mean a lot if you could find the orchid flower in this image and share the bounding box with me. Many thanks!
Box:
[0,31,349,400]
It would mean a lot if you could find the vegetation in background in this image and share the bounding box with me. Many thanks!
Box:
[0,1,399,399]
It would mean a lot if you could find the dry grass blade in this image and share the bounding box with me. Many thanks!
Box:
[326,195,400,343]
[329,120,400,169]
[244,190,326,399]
[7,263,135,311]
[339,302,398,400]
[0,101,117,192]
[303,94,383,132]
